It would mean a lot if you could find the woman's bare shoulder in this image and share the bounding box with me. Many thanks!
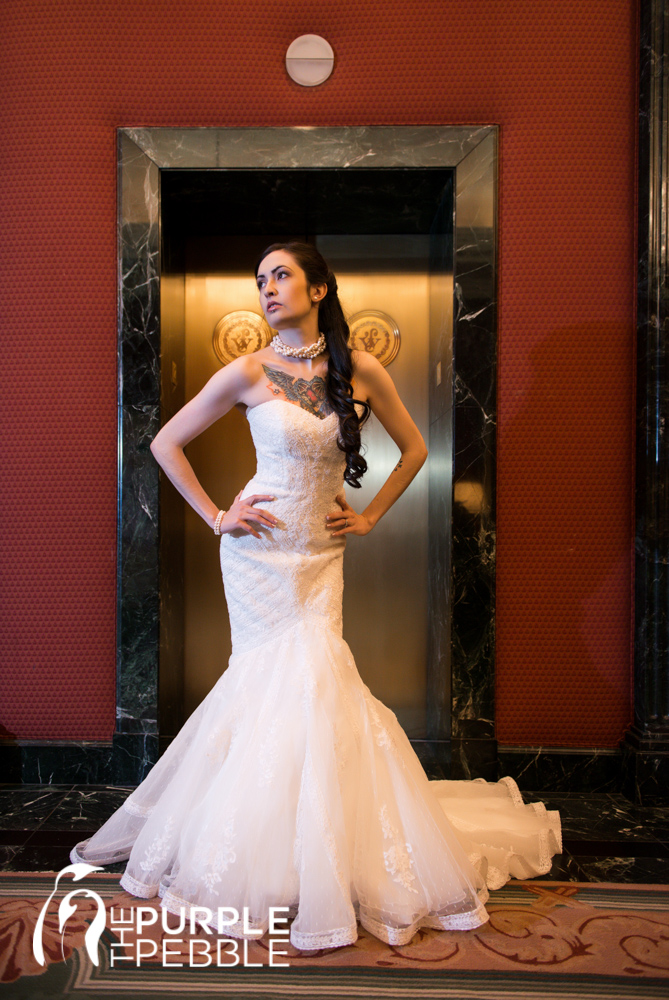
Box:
[214,353,265,385]
[351,348,384,369]
[351,348,386,383]
[194,355,264,408]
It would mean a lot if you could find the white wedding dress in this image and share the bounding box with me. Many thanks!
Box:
[71,399,561,950]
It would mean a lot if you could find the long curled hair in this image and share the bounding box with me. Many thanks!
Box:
[255,241,371,488]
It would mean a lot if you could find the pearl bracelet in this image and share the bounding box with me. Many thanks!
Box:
[213,510,226,535]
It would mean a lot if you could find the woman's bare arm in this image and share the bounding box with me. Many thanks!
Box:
[150,356,275,533]
[326,351,428,536]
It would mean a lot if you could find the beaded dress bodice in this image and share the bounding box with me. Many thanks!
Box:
[219,399,347,654]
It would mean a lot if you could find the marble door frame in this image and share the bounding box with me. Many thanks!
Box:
[112,126,498,785]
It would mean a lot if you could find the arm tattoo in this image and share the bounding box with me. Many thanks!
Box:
[262,365,333,419]
[392,458,404,473]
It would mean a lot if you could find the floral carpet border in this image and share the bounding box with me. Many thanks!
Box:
[0,875,668,999]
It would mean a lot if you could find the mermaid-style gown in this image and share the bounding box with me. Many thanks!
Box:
[71,399,561,950]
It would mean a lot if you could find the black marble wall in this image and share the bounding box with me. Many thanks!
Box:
[425,129,498,787]
[113,132,163,781]
[624,0,669,805]
[449,132,498,782]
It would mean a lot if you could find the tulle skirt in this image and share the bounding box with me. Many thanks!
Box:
[71,620,561,950]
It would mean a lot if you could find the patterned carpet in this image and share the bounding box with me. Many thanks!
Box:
[1,872,668,998]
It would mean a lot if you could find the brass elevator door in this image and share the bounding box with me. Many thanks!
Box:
[159,169,453,740]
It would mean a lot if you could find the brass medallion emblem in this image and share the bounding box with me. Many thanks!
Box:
[213,311,274,366]
[347,310,401,367]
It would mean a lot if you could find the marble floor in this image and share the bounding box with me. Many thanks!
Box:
[0,785,667,883]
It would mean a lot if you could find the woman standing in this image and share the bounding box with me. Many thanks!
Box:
[72,241,560,950]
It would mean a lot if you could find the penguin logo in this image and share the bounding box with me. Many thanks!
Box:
[33,863,106,967]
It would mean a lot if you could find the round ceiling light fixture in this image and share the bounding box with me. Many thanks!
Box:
[285,34,334,87]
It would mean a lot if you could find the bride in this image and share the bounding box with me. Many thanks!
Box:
[71,241,561,950]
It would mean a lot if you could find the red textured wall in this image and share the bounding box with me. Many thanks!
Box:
[0,1,637,744]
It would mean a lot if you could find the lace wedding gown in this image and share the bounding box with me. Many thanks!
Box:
[71,399,561,950]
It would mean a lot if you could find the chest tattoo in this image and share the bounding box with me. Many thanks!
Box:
[262,365,333,419]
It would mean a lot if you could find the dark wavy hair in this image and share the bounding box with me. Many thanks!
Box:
[255,241,371,488]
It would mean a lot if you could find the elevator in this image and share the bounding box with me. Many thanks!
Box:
[158,168,453,740]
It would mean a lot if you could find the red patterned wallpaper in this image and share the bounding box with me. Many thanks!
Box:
[0,1,637,744]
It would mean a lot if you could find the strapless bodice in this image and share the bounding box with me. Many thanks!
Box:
[245,399,346,498]
[219,399,348,654]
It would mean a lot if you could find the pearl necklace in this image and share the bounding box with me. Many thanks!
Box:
[271,333,326,359]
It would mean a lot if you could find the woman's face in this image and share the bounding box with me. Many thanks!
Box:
[256,250,323,329]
